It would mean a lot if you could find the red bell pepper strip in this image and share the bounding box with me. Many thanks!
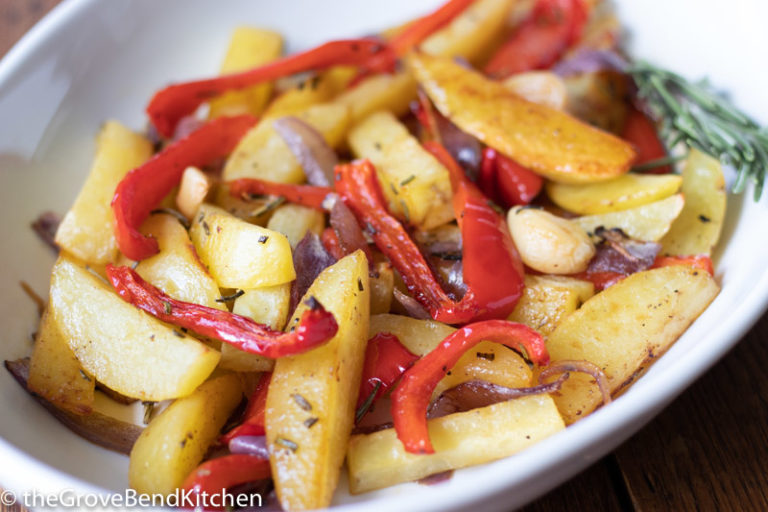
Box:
[391,320,548,454]
[357,333,419,411]
[321,227,346,261]
[220,372,272,444]
[112,115,257,261]
[480,148,543,207]
[147,39,396,137]
[651,254,714,275]
[182,454,271,511]
[335,148,524,324]
[622,107,671,174]
[484,0,588,78]
[573,270,625,291]
[228,178,333,210]
[105,264,338,358]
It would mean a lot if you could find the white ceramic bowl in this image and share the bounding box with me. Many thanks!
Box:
[1,1,767,510]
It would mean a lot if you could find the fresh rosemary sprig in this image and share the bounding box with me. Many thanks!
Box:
[628,60,768,200]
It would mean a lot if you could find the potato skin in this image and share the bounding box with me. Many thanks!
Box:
[410,53,637,184]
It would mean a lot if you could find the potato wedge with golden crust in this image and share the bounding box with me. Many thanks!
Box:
[28,309,95,415]
[409,53,636,184]
[55,121,152,264]
[544,266,719,424]
[129,373,244,496]
[546,173,683,215]
[347,396,564,494]
[661,149,727,256]
[266,251,370,511]
[574,194,684,242]
[49,256,220,401]
[508,275,594,337]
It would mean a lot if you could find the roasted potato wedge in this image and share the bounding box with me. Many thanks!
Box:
[369,261,394,315]
[49,256,220,401]
[266,251,370,510]
[574,194,684,242]
[129,373,244,495]
[222,102,350,183]
[28,309,95,415]
[546,173,683,215]
[190,204,295,289]
[410,53,636,184]
[266,204,325,248]
[348,111,454,229]
[545,266,719,424]
[208,27,283,118]
[661,149,727,255]
[55,121,152,264]
[508,275,595,336]
[347,396,564,493]
[369,314,455,356]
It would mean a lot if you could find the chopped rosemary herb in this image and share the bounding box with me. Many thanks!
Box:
[357,277,364,292]
[162,301,172,314]
[698,214,711,223]
[150,207,191,229]
[172,330,185,338]
[202,220,211,236]
[400,200,411,223]
[258,235,269,244]
[400,174,416,186]
[216,289,245,303]
[275,437,298,452]
[304,417,319,429]
[79,369,92,382]
[355,381,382,423]
[142,401,156,425]
[291,393,313,412]
[389,183,399,196]
[630,154,686,173]
[251,196,286,217]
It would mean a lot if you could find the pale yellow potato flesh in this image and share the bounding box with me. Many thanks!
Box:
[508,275,595,337]
[265,67,356,118]
[55,121,152,264]
[266,204,325,248]
[348,110,454,229]
[129,374,244,496]
[545,266,719,424]
[410,53,637,184]
[574,193,685,242]
[223,102,350,183]
[369,261,394,315]
[369,314,455,356]
[661,149,727,256]
[49,256,220,401]
[266,251,370,511]
[218,284,291,373]
[208,27,283,118]
[189,204,295,289]
[546,173,683,215]
[503,71,567,110]
[346,396,565,494]
[131,214,225,310]
[334,71,418,124]
[28,308,95,415]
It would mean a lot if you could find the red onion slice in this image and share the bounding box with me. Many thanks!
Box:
[229,435,271,459]
[588,227,661,275]
[330,200,371,260]
[539,359,612,406]
[31,211,60,253]
[393,288,431,320]
[273,116,338,187]
[427,375,570,419]
[290,232,336,313]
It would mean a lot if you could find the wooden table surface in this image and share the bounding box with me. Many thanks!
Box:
[2,1,768,511]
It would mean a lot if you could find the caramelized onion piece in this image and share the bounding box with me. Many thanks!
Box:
[539,359,612,407]
[31,211,60,253]
[229,435,270,459]
[330,199,371,261]
[273,116,338,187]
[393,288,431,320]
[552,49,628,77]
[427,374,569,419]
[4,358,143,454]
[588,227,661,275]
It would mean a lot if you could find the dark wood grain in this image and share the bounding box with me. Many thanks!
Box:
[2,2,768,512]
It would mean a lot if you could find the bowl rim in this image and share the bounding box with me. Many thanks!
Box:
[1,0,768,510]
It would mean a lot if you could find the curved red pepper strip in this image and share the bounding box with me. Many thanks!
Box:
[482,148,543,206]
[357,333,419,410]
[651,255,714,275]
[391,320,549,454]
[105,265,338,358]
[228,178,333,210]
[484,0,588,78]
[112,115,257,261]
[335,153,524,324]
[147,39,396,137]
[220,372,272,444]
[182,454,270,511]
